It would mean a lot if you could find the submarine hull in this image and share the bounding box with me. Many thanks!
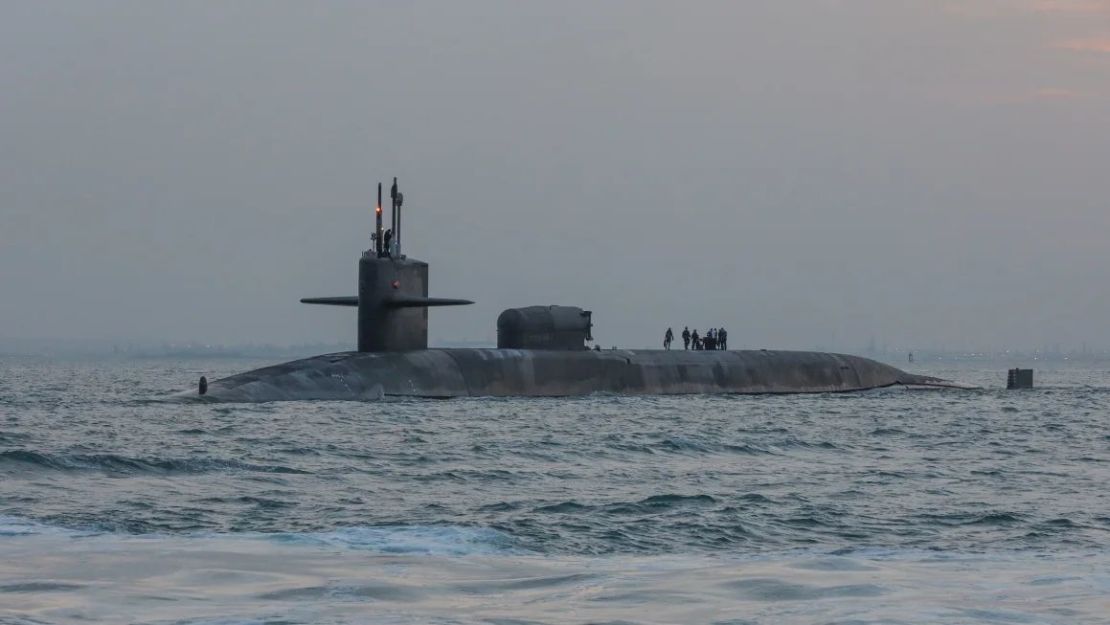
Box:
[190,349,969,402]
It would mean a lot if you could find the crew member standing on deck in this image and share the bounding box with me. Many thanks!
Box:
[682,327,691,350]
[692,329,700,350]
[664,327,674,350]
[718,327,728,350]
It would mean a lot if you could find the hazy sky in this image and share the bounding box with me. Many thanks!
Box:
[2,1,1108,352]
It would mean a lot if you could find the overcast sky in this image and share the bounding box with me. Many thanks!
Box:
[2,1,1108,352]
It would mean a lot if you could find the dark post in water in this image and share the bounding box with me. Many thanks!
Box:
[1007,368,1034,389]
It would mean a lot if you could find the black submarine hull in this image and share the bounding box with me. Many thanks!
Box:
[190,349,970,402]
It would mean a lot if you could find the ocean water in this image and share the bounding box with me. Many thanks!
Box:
[1,356,1108,624]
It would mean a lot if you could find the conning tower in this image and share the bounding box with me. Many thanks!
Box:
[300,178,472,351]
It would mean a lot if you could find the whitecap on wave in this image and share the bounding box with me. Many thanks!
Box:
[0,515,100,538]
[258,525,518,555]
[0,515,517,557]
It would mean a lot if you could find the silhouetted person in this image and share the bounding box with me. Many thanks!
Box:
[383,229,393,256]
[682,327,690,350]
[718,327,727,350]
[691,329,700,350]
[664,327,674,350]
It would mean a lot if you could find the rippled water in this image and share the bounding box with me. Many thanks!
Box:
[1,356,1108,624]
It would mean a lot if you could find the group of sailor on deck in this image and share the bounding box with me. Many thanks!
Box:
[664,326,727,351]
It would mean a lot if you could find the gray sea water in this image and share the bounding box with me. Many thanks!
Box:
[1,356,1108,624]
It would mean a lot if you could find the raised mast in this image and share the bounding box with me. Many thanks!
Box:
[375,182,383,257]
[390,177,403,258]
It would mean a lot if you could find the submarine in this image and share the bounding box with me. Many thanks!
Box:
[189,179,972,402]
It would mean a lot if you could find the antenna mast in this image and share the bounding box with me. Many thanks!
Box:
[375,182,383,257]
[390,177,404,258]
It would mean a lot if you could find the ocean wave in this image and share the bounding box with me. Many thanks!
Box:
[0,513,518,556]
[612,437,841,457]
[0,541,1107,625]
[607,439,779,456]
[726,577,886,601]
[259,525,519,555]
[0,515,48,537]
[0,515,100,538]
[0,450,310,475]
[535,494,719,517]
